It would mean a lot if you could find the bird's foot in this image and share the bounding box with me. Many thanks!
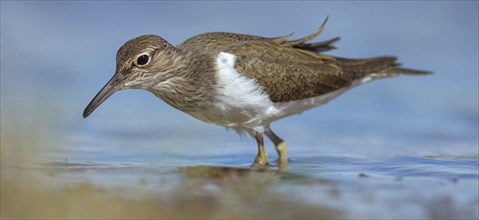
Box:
[251,154,270,168]
[275,141,288,168]
[276,157,288,170]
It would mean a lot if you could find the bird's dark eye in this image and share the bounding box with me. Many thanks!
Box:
[136,54,149,66]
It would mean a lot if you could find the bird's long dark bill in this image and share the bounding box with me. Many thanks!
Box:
[83,73,126,118]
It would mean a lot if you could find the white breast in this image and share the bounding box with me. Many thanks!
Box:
[189,52,278,130]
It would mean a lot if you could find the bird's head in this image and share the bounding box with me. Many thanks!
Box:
[83,35,180,118]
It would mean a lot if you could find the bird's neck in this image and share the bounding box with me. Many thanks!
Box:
[148,47,217,113]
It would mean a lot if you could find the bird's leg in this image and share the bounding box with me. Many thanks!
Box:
[253,131,269,166]
[265,126,288,166]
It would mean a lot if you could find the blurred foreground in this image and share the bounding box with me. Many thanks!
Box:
[1,117,477,219]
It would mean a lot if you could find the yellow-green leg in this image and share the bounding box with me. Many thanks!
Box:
[253,132,269,166]
[265,126,288,166]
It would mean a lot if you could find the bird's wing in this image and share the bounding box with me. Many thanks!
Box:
[222,40,353,103]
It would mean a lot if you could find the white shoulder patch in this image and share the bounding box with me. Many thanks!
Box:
[216,52,270,107]
[210,52,278,127]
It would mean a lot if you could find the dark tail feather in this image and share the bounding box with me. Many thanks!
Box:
[335,56,432,80]
[383,66,432,76]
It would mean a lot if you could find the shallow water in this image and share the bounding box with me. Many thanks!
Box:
[1,1,478,219]
[2,154,477,219]
[2,117,478,219]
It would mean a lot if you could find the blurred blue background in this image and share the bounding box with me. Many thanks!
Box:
[1,1,477,162]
